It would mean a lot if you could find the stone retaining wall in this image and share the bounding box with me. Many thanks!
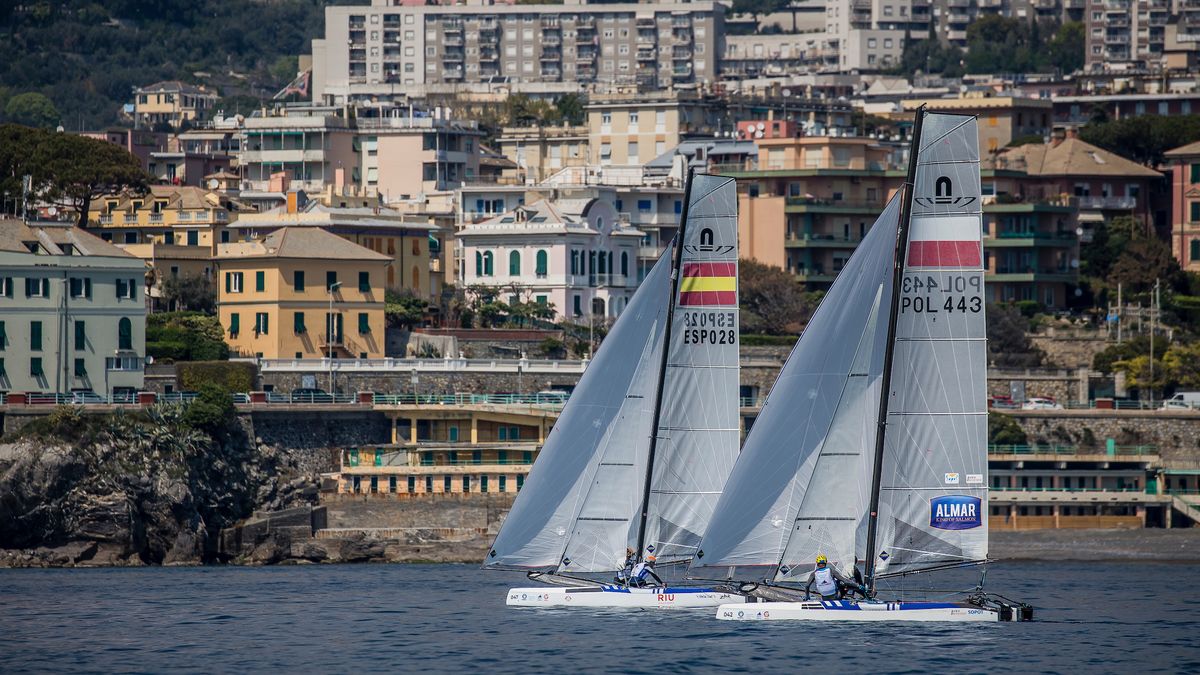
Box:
[998,409,1200,460]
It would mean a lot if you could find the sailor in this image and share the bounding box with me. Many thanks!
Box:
[805,555,866,601]
[614,547,635,585]
[629,555,664,588]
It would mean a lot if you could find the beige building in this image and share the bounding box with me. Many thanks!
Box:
[0,222,146,397]
[586,91,724,166]
[132,81,218,129]
[216,227,389,360]
[311,1,725,102]
[496,125,589,184]
[231,187,440,298]
[900,97,1053,154]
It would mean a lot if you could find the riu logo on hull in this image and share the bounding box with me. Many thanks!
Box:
[914,176,977,209]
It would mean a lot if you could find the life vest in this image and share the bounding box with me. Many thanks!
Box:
[632,562,650,580]
[813,567,838,596]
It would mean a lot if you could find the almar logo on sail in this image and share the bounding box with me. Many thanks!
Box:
[929,495,982,531]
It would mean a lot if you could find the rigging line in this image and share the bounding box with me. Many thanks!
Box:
[659,426,740,432]
[886,411,988,416]
[918,116,974,154]
[666,364,738,370]
[895,337,987,342]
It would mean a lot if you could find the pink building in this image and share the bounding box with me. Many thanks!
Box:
[1165,141,1200,273]
[457,199,643,321]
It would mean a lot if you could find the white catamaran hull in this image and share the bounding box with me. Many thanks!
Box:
[716,600,999,622]
[507,585,747,608]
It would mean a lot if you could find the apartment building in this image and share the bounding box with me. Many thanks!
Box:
[457,198,643,320]
[239,108,356,196]
[1163,140,1200,273]
[311,1,725,103]
[0,222,146,397]
[231,187,440,297]
[586,90,725,166]
[496,125,589,184]
[131,81,219,129]
[821,0,927,72]
[900,97,1053,153]
[216,228,389,360]
[721,34,817,79]
[1084,0,1172,70]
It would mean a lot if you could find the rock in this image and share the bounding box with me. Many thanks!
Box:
[162,525,205,566]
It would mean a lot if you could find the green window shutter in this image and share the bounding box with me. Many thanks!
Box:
[1192,239,1200,261]
[118,317,132,350]
[25,278,32,297]
[85,277,92,298]
[256,313,269,335]
[255,271,265,292]
[187,230,198,246]
[30,321,42,351]
[509,250,521,276]
[358,312,370,334]
[294,270,305,291]
[0,358,5,375]
[117,278,126,298]
[30,357,42,377]
[230,313,240,336]
[536,249,547,276]
[1192,203,1200,223]
[536,295,547,306]
[69,277,80,297]
[326,271,337,290]
[235,272,243,292]
[1191,163,1200,183]
[74,358,86,377]
[3,277,10,298]
[0,320,5,350]
[358,271,370,292]
[294,312,306,334]
[224,273,231,294]
[74,321,85,350]
[475,251,482,276]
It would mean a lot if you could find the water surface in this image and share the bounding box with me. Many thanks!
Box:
[1,562,1196,673]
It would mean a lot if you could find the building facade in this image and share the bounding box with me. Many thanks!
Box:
[457,198,643,320]
[311,1,725,103]
[0,222,146,397]
[216,228,389,360]
[131,81,219,129]
[1164,140,1200,273]
[496,125,590,184]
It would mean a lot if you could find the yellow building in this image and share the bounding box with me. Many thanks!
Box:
[131,81,218,129]
[231,186,439,298]
[216,227,389,359]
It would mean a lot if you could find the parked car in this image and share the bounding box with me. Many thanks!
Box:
[988,395,1019,410]
[1021,397,1063,410]
[290,388,332,403]
[1162,392,1200,410]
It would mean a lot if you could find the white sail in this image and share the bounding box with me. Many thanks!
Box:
[690,194,903,582]
[873,112,989,576]
[643,174,741,565]
[485,253,671,573]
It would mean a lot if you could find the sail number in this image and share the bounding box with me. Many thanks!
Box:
[901,274,982,314]
[682,310,737,345]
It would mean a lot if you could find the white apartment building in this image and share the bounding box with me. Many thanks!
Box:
[457,199,643,321]
[311,0,725,104]
[0,222,147,397]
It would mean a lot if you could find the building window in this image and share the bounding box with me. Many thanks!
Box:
[294,312,306,334]
[74,320,85,350]
[229,313,240,337]
[358,312,370,334]
[1192,202,1200,223]
[0,321,5,350]
[74,358,86,378]
[254,313,268,336]
[115,278,137,300]
[499,475,507,492]
[326,271,338,291]
[483,251,494,276]
[621,251,629,276]
[1192,239,1200,262]
[627,141,638,160]
[535,250,548,277]
[509,250,521,276]
[226,272,243,294]
[69,277,92,299]
[255,270,265,292]
[118,317,132,350]
[0,277,11,297]
[187,230,198,246]
[30,357,43,377]
[294,270,305,291]
[358,271,370,292]
[573,294,582,316]
[637,199,653,212]
[25,278,48,298]
[30,321,42,351]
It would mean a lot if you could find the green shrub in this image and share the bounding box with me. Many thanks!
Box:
[182,382,238,438]
[176,361,257,393]
[988,413,1027,445]
[147,312,229,362]
[740,334,799,347]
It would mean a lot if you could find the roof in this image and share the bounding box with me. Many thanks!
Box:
[0,220,136,259]
[645,139,757,171]
[101,185,229,212]
[136,80,213,96]
[900,96,1052,111]
[1164,140,1200,159]
[993,138,1161,179]
[216,227,390,262]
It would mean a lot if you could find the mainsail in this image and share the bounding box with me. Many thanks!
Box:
[485,174,740,575]
[691,110,988,587]
[870,112,988,578]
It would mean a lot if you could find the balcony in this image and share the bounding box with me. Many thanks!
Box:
[443,68,464,80]
[785,233,862,248]
[544,34,561,46]
[541,16,560,29]
[637,17,657,28]
[983,231,1079,247]
[1078,195,1136,210]
[637,48,657,61]
[576,16,595,28]
[442,20,463,33]
[540,48,562,61]
[1104,33,1131,44]
[444,35,464,47]
[480,49,499,62]
[443,50,465,63]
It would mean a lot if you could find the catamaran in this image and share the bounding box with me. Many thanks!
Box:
[483,172,749,609]
[691,110,1033,622]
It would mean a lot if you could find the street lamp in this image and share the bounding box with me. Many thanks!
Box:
[328,280,342,392]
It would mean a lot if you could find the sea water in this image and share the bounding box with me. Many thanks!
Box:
[1,561,1196,673]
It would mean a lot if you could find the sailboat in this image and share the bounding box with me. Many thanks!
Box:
[691,110,1033,622]
[483,172,749,609]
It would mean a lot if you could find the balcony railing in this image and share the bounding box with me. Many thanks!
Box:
[987,444,1158,456]
[1078,195,1136,210]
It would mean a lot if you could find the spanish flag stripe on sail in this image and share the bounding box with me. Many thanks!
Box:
[679,262,736,306]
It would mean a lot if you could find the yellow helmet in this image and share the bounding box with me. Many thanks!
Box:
[815,555,828,565]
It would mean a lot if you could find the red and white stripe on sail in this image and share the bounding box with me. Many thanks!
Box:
[906,215,981,268]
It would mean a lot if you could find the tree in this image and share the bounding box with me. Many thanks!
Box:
[29,131,148,227]
[268,56,297,86]
[986,302,1045,368]
[1092,335,1168,373]
[988,413,1027,446]
[892,27,965,78]
[146,312,229,362]
[4,92,59,129]
[385,289,429,328]
[0,124,38,212]
[1081,114,1200,167]
[1109,237,1182,295]
[1162,342,1200,390]
[554,93,585,126]
[738,258,810,335]
[1046,21,1084,73]
[731,0,789,17]
[182,381,238,442]
[161,274,216,314]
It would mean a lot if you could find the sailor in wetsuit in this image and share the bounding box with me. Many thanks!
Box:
[628,555,665,588]
[804,554,867,600]
[614,547,635,585]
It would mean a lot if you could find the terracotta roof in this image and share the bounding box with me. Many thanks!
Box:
[136,80,213,96]
[1164,140,1200,159]
[0,220,135,259]
[991,138,1161,179]
[216,227,390,261]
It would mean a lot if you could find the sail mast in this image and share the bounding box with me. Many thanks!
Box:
[634,167,696,563]
[863,106,925,594]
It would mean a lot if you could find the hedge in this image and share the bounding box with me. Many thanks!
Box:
[176,361,258,393]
